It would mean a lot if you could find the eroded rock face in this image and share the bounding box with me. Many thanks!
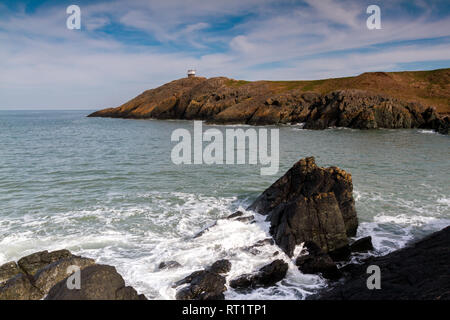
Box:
[248,157,358,257]
[0,250,145,300]
[174,259,231,300]
[88,75,449,134]
[229,260,288,290]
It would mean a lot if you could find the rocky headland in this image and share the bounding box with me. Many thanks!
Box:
[88,69,450,134]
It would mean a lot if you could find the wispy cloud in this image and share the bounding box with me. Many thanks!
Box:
[0,0,448,109]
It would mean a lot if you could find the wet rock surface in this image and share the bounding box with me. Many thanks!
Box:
[229,260,288,290]
[158,261,182,270]
[174,259,231,300]
[314,226,450,300]
[248,156,357,257]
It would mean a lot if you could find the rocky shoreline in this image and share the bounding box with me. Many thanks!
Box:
[1,157,448,300]
[88,72,449,134]
[0,249,146,300]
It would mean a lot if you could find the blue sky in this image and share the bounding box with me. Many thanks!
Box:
[0,0,449,109]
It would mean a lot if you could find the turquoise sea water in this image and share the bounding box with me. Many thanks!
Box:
[0,110,449,299]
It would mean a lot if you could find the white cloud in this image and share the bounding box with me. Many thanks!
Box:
[0,0,448,108]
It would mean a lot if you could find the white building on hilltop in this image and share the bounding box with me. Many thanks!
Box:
[187,69,196,78]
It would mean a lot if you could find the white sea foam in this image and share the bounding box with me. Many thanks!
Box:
[0,192,326,300]
[1,186,448,300]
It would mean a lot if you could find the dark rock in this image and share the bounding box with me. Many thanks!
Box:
[229,260,288,289]
[328,245,351,261]
[235,215,254,223]
[158,261,182,270]
[248,157,357,257]
[227,211,244,219]
[0,261,21,284]
[175,271,227,300]
[253,238,275,247]
[295,241,341,280]
[173,260,232,300]
[208,259,231,274]
[45,264,147,300]
[350,236,374,253]
[314,226,450,300]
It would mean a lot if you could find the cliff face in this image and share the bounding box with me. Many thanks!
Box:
[89,69,450,134]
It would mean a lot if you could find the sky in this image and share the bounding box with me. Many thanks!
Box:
[0,0,449,109]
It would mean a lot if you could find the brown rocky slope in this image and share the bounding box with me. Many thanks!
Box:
[88,69,449,134]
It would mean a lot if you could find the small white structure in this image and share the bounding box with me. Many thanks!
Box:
[187,69,196,78]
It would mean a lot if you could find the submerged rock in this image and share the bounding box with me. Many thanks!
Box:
[229,259,288,290]
[248,157,358,257]
[174,260,231,300]
[226,211,244,219]
[158,261,182,270]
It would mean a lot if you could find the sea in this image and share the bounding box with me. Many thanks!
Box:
[0,110,449,299]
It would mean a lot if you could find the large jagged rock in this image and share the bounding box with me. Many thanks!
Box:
[45,265,146,300]
[315,226,450,300]
[89,70,450,134]
[0,249,145,300]
[173,259,231,300]
[229,260,288,290]
[248,157,358,257]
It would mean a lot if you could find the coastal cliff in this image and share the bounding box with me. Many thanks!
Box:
[89,69,450,134]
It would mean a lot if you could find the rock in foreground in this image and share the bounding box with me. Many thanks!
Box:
[45,264,146,300]
[0,250,146,300]
[174,259,232,300]
[315,226,450,300]
[249,157,358,257]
